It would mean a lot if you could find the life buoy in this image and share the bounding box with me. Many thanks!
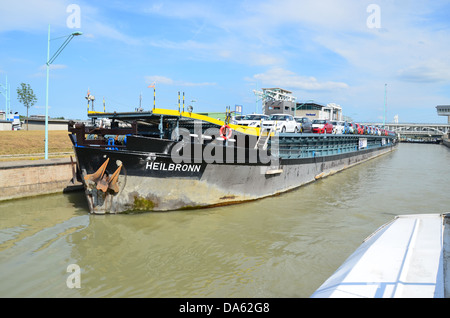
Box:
[220,124,233,140]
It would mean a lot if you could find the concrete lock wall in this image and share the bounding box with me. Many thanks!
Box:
[443,138,450,148]
[0,158,79,201]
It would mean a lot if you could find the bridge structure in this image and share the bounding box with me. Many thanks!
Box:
[386,123,449,137]
[361,122,450,143]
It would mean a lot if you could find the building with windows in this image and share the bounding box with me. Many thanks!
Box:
[0,111,21,130]
[252,87,343,121]
[437,105,450,124]
[254,88,297,116]
[295,102,342,121]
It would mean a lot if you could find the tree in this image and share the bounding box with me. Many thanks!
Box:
[17,83,37,130]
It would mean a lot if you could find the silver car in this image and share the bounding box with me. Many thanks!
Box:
[294,117,312,133]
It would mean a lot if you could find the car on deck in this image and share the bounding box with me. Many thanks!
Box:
[331,121,345,134]
[312,119,333,134]
[354,123,364,134]
[261,114,300,133]
[294,116,313,133]
[235,114,269,127]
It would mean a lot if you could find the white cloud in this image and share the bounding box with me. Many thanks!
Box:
[145,75,216,87]
[397,60,450,83]
[0,0,71,32]
[250,67,349,91]
[0,0,144,46]
[181,81,216,87]
[145,75,174,85]
[39,64,67,71]
[248,53,284,66]
[31,64,68,78]
[3,0,449,123]
[247,0,367,31]
[141,2,217,20]
[83,19,142,46]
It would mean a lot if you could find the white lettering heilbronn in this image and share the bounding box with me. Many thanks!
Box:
[145,161,200,173]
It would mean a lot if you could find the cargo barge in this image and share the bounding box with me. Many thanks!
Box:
[68,107,397,214]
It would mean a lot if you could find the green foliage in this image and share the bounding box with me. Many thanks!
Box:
[16,83,37,110]
[16,83,37,130]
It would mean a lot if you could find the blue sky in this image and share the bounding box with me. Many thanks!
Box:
[0,0,449,123]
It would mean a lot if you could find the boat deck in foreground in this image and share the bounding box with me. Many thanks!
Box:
[311,213,450,298]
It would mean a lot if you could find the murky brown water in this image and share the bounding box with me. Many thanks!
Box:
[0,143,449,297]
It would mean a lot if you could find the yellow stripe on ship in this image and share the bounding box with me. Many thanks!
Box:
[88,111,107,115]
[151,108,262,137]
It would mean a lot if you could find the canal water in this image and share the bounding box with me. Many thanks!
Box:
[0,143,449,298]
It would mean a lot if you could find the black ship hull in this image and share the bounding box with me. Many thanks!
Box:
[73,135,397,213]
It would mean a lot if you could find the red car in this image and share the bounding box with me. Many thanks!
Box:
[312,119,333,134]
[354,123,364,134]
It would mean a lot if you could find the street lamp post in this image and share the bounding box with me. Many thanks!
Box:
[45,24,82,159]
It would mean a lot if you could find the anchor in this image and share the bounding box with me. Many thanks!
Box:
[84,157,124,214]
[107,163,122,193]
[90,159,122,193]
[96,171,110,192]
[85,158,109,183]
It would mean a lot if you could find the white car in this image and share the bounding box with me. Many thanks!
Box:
[233,115,245,123]
[331,120,345,134]
[261,114,300,133]
[235,114,269,127]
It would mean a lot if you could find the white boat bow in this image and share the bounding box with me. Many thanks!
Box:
[312,213,450,298]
